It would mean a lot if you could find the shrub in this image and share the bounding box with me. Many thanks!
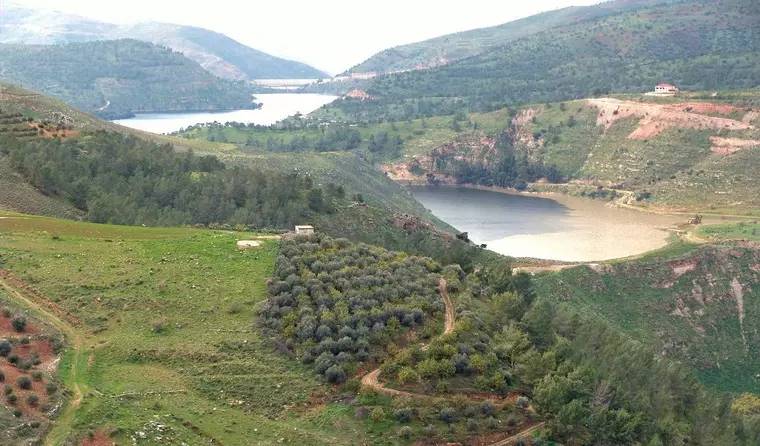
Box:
[0,339,9,357]
[12,317,26,333]
[354,406,370,420]
[436,380,451,393]
[480,401,495,416]
[439,407,457,424]
[20,337,30,345]
[514,437,528,446]
[506,413,518,427]
[424,424,436,437]
[467,418,478,431]
[4,384,12,395]
[398,426,412,439]
[45,382,58,395]
[393,408,413,423]
[8,393,17,404]
[27,394,39,406]
[32,371,43,381]
[0,370,4,382]
[12,408,21,417]
[151,319,166,333]
[464,406,477,418]
[370,407,385,422]
[8,353,20,365]
[516,396,530,410]
[486,416,498,430]
[17,376,32,390]
[324,365,346,384]
[1,308,10,318]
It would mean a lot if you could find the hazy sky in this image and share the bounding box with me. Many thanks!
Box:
[9,0,601,73]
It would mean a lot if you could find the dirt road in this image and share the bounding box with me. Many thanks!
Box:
[0,272,86,446]
[486,422,547,446]
[361,276,455,392]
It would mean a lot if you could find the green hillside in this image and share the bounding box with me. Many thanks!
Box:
[359,0,760,116]
[535,243,760,394]
[0,39,258,119]
[0,6,328,81]
[344,0,674,75]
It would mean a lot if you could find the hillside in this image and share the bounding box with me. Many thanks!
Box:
[378,92,760,212]
[0,86,494,266]
[344,0,675,75]
[0,6,328,80]
[535,242,760,394]
[0,39,259,119]
[359,0,760,114]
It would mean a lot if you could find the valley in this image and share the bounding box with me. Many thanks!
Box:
[1,0,760,444]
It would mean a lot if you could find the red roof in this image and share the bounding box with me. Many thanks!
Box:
[657,83,676,88]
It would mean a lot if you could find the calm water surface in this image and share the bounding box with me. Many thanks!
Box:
[115,93,337,134]
[409,186,679,262]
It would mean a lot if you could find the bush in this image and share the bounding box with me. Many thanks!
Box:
[467,418,478,431]
[370,407,385,422]
[398,426,412,439]
[439,407,457,424]
[12,317,26,333]
[0,339,11,357]
[516,396,530,410]
[0,370,4,382]
[480,401,495,416]
[27,394,39,406]
[514,437,528,446]
[17,376,32,390]
[20,337,30,345]
[506,413,518,427]
[354,406,369,420]
[4,384,12,395]
[486,416,498,430]
[151,319,166,333]
[32,371,43,381]
[1,308,10,318]
[393,408,413,423]
[424,424,436,437]
[464,406,477,418]
[324,365,346,384]
[45,382,58,395]
[8,353,19,365]
[12,408,21,418]
[8,393,17,404]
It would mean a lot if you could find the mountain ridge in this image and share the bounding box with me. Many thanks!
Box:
[0,6,328,80]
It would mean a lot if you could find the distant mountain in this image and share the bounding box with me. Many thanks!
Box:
[0,39,258,118]
[345,0,684,75]
[360,0,760,111]
[0,6,328,80]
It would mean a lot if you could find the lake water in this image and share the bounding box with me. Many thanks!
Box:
[409,186,679,262]
[114,93,338,134]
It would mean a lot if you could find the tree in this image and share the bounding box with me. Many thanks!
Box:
[16,376,32,390]
[439,407,457,424]
[12,317,26,333]
[0,339,11,357]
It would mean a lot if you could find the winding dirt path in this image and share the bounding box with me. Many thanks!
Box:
[361,277,454,392]
[0,272,87,446]
[486,422,547,446]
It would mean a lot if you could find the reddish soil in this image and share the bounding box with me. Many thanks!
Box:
[80,431,114,446]
[0,270,80,326]
[26,122,79,139]
[0,311,39,336]
[587,98,753,139]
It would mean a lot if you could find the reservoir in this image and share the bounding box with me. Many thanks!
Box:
[115,93,338,134]
[408,186,679,262]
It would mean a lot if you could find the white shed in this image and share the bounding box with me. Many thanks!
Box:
[295,225,315,235]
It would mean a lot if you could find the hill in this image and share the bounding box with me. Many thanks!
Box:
[378,92,760,212]
[535,242,760,395]
[0,86,495,266]
[357,0,760,115]
[1,216,758,444]
[0,6,328,80]
[0,39,259,119]
[344,0,673,76]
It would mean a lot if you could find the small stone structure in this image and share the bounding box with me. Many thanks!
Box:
[295,225,315,235]
[236,240,261,249]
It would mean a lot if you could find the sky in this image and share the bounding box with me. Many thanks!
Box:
[8,0,601,74]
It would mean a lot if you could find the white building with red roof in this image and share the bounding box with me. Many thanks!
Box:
[654,83,680,94]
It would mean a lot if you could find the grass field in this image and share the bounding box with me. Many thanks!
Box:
[698,221,760,242]
[0,214,379,445]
